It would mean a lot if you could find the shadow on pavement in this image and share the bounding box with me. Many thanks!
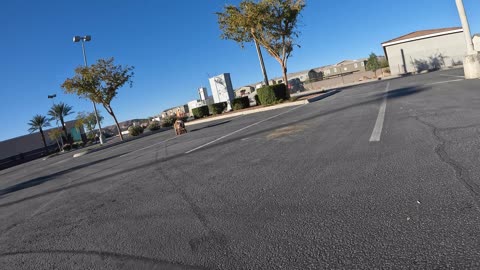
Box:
[382,85,431,99]
[0,153,127,197]
[0,84,430,207]
[189,120,232,132]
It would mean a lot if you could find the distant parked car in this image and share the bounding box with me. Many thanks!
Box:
[287,78,305,93]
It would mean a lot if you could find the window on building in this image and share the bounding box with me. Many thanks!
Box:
[354,63,358,68]
[344,67,348,71]
[361,62,365,66]
[334,68,337,72]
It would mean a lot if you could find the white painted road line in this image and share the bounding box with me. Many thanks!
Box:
[439,74,465,78]
[426,79,464,86]
[369,82,390,142]
[185,104,307,154]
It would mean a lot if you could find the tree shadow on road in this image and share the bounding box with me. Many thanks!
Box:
[189,120,232,133]
[381,85,431,99]
[0,85,431,207]
[0,153,127,197]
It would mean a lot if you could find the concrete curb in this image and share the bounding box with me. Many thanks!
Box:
[185,101,305,127]
[185,90,340,127]
[297,75,402,97]
[73,151,90,158]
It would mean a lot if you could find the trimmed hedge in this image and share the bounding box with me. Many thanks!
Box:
[209,102,227,115]
[232,97,250,110]
[161,117,175,128]
[148,121,161,131]
[128,125,144,136]
[257,84,288,105]
[161,116,188,127]
[192,105,210,119]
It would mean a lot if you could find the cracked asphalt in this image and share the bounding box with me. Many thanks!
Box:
[2,68,480,269]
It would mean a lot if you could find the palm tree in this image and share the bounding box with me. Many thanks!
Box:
[48,102,74,144]
[28,114,51,151]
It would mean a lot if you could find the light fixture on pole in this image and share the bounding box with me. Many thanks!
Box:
[73,35,105,144]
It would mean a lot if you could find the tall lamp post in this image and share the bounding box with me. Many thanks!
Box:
[73,35,105,144]
[455,0,480,79]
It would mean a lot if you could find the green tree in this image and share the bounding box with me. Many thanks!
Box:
[217,1,271,85]
[48,102,74,144]
[28,114,51,151]
[75,111,104,140]
[62,57,134,141]
[218,0,305,98]
[380,58,389,69]
[48,128,63,150]
[366,53,381,77]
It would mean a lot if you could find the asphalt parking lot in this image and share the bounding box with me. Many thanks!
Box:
[2,68,480,269]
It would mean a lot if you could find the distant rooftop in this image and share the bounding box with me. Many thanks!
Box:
[382,27,463,46]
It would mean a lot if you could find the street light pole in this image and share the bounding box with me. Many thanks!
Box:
[455,0,480,79]
[73,35,105,144]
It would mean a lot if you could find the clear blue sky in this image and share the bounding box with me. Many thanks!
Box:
[2,0,479,141]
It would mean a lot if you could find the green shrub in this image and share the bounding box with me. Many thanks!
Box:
[128,125,144,136]
[209,102,227,115]
[232,97,250,110]
[148,121,161,131]
[161,116,188,127]
[192,106,209,119]
[62,144,72,151]
[257,84,288,105]
[161,117,175,128]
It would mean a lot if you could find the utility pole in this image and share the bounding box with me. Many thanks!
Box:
[73,35,106,143]
[455,0,480,79]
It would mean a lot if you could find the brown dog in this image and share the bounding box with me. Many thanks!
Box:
[174,120,187,135]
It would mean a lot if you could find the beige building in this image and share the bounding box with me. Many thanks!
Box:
[473,34,480,52]
[382,27,466,76]
[321,59,368,78]
[161,105,189,118]
[235,86,255,97]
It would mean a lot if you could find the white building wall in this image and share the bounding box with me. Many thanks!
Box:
[209,73,235,104]
[198,87,208,101]
[384,32,467,76]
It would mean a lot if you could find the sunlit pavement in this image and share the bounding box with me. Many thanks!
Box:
[2,68,480,269]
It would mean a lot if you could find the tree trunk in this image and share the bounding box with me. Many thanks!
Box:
[60,118,71,145]
[282,64,290,99]
[254,39,269,86]
[106,106,124,141]
[39,128,48,153]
